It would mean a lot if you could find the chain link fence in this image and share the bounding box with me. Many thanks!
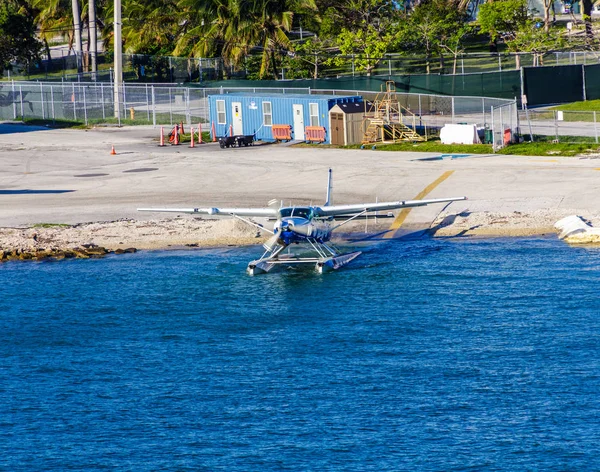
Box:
[0,81,519,145]
[519,109,600,143]
[5,50,600,83]
[490,102,518,151]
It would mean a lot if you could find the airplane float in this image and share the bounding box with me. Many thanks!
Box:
[139,170,467,275]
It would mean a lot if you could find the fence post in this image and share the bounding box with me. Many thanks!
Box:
[498,55,502,72]
[482,98,486,127]
[169,87,173,125]
[152,85,156,127]
[72,83,77,121]
[40,83,45,120]
[519,67,525,109]
[388,57,392,76]
[451,96,455,122]
[491,106,495,152]
[499,104,504,148]
[12,80,16,119]
[525,107,533,142]
[186,88,191,125]
[19,85,24,119]
[352,55,355,77]
[582,64,587,101]
[123,84,127,119]
[83,86,88,125]
[418,94,422,117]
[101,83,105,120]
[513,98,519,141]
[554,110,559,141]
[146,83,150,121]
[50,84,55,120]
[595,111,598,144]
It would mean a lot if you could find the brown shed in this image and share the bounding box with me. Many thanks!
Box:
[328,101,372,146]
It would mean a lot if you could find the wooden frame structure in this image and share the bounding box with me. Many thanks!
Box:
[362,81,427,144]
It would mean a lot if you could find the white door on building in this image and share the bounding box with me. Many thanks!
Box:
[232,102,243,135]
[292,104,305,140]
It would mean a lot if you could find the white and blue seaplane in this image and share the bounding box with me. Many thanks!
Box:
[139,170,466,275]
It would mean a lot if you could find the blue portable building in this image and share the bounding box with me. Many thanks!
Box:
[207,93,363,144]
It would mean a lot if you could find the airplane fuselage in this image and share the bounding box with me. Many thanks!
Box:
[272,206,334,246]
[274,215,332,245]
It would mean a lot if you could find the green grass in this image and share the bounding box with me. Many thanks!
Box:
[343,138,600,157]
[498,142,600,157]
[551,99,600,111]
[347,141,494,154]
[22,118,87,129]
[173,131,212,144]
[525,134,598,144]
[32,223,71,228]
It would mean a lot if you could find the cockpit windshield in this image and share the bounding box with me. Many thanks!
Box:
[278,207,313,219]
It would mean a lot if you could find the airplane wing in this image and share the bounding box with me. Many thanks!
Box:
[137,207,278,217]
[316,196,467,217]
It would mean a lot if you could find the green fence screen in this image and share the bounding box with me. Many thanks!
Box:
[584,64,600,101]
[200,71,521,100]
[524,65,583,106]
[201,66,600,107]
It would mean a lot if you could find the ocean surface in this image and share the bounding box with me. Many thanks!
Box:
[1,237,600,471]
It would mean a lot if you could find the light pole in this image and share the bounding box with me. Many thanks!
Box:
[114,0,123,120]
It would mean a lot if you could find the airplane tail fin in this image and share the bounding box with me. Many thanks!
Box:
[324,168,332,206]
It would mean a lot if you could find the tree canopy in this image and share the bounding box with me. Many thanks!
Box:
[4,0,591,79]
[0,0,41,75]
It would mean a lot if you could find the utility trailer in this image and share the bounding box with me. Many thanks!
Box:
[218,135,255,148]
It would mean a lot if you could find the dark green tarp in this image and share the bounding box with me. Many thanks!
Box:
[198,71,521,100]
[584,64,600,101]
[524,65,583,106]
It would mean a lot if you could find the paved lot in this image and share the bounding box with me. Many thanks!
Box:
[1,123,600,228]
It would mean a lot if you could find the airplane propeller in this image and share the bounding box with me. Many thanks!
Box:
[263,233,281,251]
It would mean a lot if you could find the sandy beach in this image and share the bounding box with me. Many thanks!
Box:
[2,123,600,255]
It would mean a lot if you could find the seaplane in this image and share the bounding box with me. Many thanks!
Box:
[138,170,466,275]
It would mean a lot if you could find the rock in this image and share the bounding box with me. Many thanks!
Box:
[123,248,137,253]
[85,247,108,256]
[73,249,90,259]
[33,250,52,261]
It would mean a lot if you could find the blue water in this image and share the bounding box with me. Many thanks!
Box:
[1,237,600,470]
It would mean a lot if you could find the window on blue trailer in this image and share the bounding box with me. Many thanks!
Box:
[309,103,319,126]
[216,100,226,124]
[263,102,272,126]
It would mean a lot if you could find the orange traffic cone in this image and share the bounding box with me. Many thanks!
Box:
[189,127,195,148]
[211,122,216,142]
[198,123,203,144]
[158,127,165,147]
[110,145,116,155]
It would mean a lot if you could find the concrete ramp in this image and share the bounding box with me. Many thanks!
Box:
[555,215,600,243]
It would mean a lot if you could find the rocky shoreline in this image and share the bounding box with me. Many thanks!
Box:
[2,210,599,263]
[1,245,137,262]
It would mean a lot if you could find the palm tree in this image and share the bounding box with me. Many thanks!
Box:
[71,0,83,71]
[175,0,316,79]
[120,0,181,53]
[30,0,73,62]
